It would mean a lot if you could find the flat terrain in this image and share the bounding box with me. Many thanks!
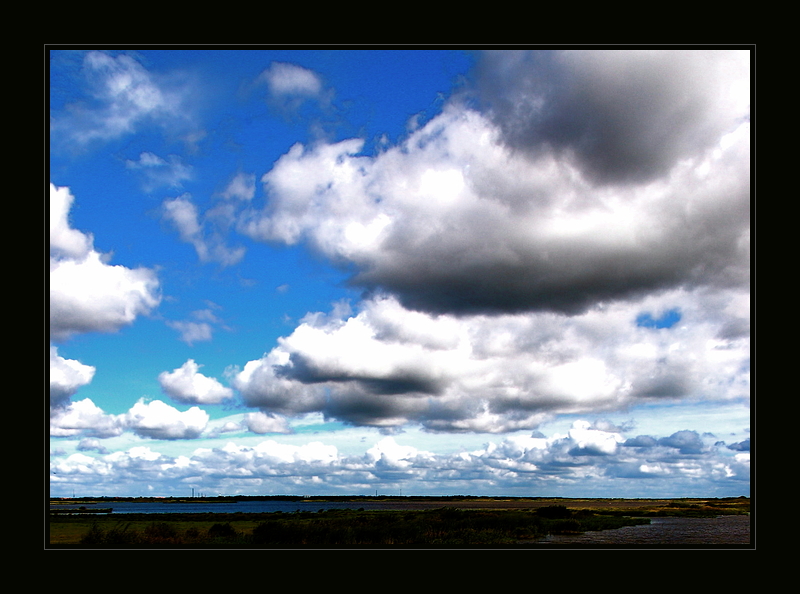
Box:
[48,496,749,546]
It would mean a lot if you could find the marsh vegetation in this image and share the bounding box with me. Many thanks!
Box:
[49,497,750,547]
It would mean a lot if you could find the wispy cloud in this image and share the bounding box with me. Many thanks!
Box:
[125,151,193,192]
[50,50,198,149]
[161,194,246,267]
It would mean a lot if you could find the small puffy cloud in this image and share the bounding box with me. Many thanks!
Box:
[260,62,323,98]
[50,184,161,341]
[50,346,95,409]
[158,359,234,405]
[243,412,291,434]
[77,438,109,454]
[50,398,124,438]
[256,62,334,123]
[565,420,624,456]
[123,398,209,440]
[367,437,433,470]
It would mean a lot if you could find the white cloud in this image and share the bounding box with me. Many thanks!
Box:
[165,306,229,346]
[260,62,323,97]
[50,398,123,438]
[230,51,749,436]
[50,419,749,497]
[158,359,234,405]
[77,438,109,454]
[49,184,161,341]
[123,398,209,440]
[50,396,212,441]
[241,54,749,317]
[220,172,256,201]
[49,346,96,409]
[125,151,192,191]
[233,288,749,433]
[162,194,246,267]
[243,412,291,434]
[166,320,213,346]
[50,50,195,148]
[50,185,93,260]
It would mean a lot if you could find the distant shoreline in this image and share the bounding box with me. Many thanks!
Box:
[49,495,750,513]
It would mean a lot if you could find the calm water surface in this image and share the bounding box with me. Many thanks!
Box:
[537,514,751,546]
[51,500,403,514]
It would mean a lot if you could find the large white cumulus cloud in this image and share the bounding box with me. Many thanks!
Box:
[234,288,749,432]
[231,50,750,434]
[50,184,161,340]
[239,50,749,317]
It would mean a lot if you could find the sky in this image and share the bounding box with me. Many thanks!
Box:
[49,48,751,499]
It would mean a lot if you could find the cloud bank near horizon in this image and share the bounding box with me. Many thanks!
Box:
[50,419,750,498]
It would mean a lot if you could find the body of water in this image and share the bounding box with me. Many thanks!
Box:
[50,500,424,515]
[536,514,751,546]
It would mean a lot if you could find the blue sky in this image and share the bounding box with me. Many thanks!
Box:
[49,49,751,498]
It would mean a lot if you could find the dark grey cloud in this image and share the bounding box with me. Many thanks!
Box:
[623,435,659,448]
[277,352,445,396]
[727,438,750,452]
[475,49,749,185]
[658,430,706,455]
